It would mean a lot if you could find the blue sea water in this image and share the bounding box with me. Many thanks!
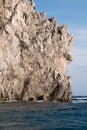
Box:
[0,96,87,130]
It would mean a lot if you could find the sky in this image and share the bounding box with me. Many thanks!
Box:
[34,0,87,96]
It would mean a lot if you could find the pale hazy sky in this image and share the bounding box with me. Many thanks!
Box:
[34,0,87,96]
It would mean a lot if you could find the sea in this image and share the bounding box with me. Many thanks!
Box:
[0,96,87,130]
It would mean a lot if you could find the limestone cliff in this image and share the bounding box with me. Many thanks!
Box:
[0,0,74,102]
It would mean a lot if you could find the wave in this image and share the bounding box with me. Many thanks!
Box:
[73,96,87,103]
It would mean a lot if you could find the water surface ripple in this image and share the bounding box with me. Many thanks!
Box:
[0,99,87,130]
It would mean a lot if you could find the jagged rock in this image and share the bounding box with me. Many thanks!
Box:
[0,0,74,102]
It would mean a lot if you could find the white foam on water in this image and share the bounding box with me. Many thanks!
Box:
[73,96,87,103]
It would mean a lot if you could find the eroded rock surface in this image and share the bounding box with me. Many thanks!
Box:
[0,0,74,102]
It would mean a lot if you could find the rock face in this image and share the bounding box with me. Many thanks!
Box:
[0,0,74,102]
